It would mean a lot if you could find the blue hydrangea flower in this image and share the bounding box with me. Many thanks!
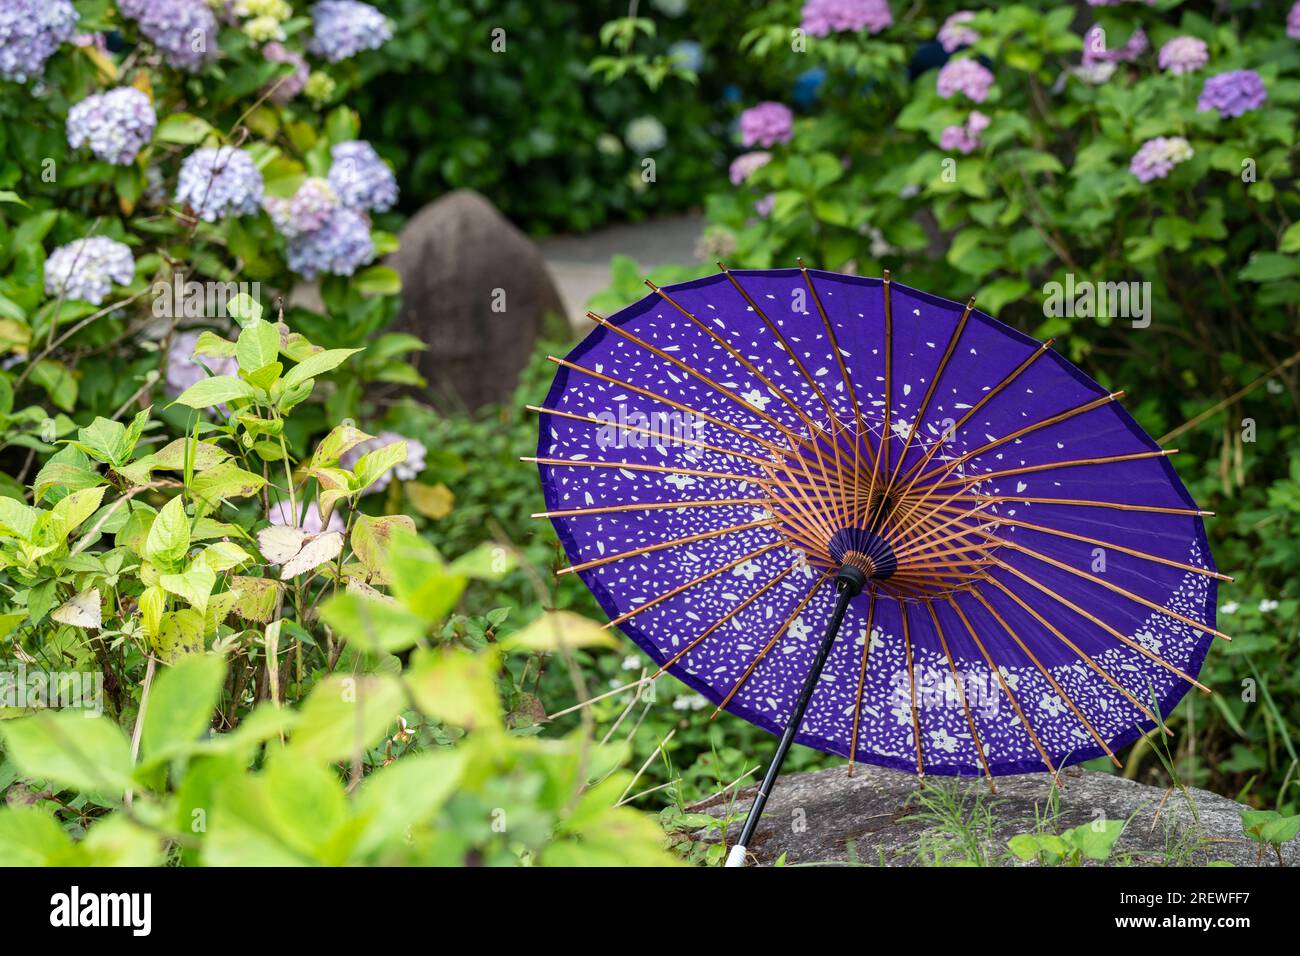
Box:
[44,237,135,306]
[264,177,339,238]
[306,1,392,63]
[119,0,219,73]
[175,147,265,222]
[285,206,374,279]
[66,87,157,166]
[0,0,78,83]
[1197,69,1267,119]
[328,141,398,213]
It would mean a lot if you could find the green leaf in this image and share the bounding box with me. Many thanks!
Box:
[352,265,402,296]
[0,807,74,865]
[227,292,264,327]
[1239,253,1299,282]
[311,423,372,468]
[318,589,427,654]
[155,113,216,144]
[1074,820,1125,861]
[235,319,280,371]
[144,495,190,568]
[352,750,468,860]
[502,610,619,652]
[140,654,226,764]
[449,542,518,580]
[350,513,415,582]
[406,647,501,731]
[189,461,267,508]
[171,374,257,410]
[281,348,362,391]
[352,440,407,493]
[288,674,405,764]
[160,562,217,615]
[0,711,134,796]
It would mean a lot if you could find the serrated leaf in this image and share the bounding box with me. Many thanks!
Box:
[189,461,267,507]
[281,348,362,390]
[236,320,280,372]
[144,496,190,568]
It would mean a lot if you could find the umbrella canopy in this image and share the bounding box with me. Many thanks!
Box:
[531,266,1225,786]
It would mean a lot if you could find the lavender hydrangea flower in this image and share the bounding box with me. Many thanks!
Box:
[740,102,794,148]
[936,58,994,102]
[755,193,776,218]
[285,206,374,279]
[938,11,978,53]
[1290,2,1300,41]
[939,110,990,155]
[268,499,344,534]
[306,1,392,63]
[263,41,308,102]
[328,141,398,213]
[800,0,892,37]
[1198,70,1267,118]
[0,0,77,83]
[729,151,772,185]
[44,237,135,306]
[176,147,264,222]
[66,87,157,166]
[339,431,427,494]
[1158,36,1208,75]
[1129,136,1193,183]
[119,0,220,73]
[264,177,338,239]
[165,329,238,397]
[1082,25,1147,66]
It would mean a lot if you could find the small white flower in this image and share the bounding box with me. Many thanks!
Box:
[1221,601,1239,615]
[621,655,642,671]
[1259,599,1279,613]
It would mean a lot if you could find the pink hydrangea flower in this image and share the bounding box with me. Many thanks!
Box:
[1083,25,1147,66]
[739,102,794,148]
[936,58,993,102]
[268,499,345,534]
[1157,36,1208,75]
[1290,2,1300,40]
[729,151,772,185]
[165,329,238,397]
[940,110,989,154]
[1129,136,1193,183]
[937,11,978,53]
[800,0,891,37]
[754,193,776,218]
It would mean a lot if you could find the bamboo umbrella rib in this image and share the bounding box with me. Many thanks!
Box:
[968,494,1212,517]
[926,506,1231,582]
[523,456,759,485]
[894,338,1056,491]
[880,297,976,514]
[990,560,1211,692]
[532,497,769,519]
[930,449,1177,490]
[557,517,778,576]
[946,596,1062,787]
[713,575,829,715]
[545,356,785,458]
[923,600,996,788]
[965,589,1122,769]
[912,391,1124,488]
[982,576,1170,734]
[847,591,878,777]
[605,539,788,628]
[652,564,799,677]
[899,601,925,779]
[586,311,811,449]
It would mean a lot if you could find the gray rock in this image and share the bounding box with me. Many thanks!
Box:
[387,190,566,410]
[691,764,1296,866]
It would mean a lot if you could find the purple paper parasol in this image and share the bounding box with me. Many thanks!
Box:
[529,265,1225,864]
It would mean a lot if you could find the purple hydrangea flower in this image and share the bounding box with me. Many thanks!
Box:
[1158,36,1208,75]
[268,499,344,534]
[339,431,427,494]
[0,0,77,83]
[263,41,308,103]
[1290,2,1300,41]
[328,141,398,213]
[1129,136,1193,183]
[285,206,374,279]
[939,110,990,155]
[1082,25,1147,66]
[176,147,265,222]
[729,151,772,185]
[44,237,135,306]
[739,102,794,148]
[165,329,238,397]
[1197,70,1267,118]
[306,1,392,63]
[936,58,994,102]
[66,87,157,166]
[938,11,978,53]
[119,0,220,73]
[754,193,776,218]
[800,0,892,37]
[264,177,338,239]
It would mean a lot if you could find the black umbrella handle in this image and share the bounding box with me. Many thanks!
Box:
[725,565,866,868]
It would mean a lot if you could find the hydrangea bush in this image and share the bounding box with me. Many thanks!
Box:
[696,0,1300,809]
